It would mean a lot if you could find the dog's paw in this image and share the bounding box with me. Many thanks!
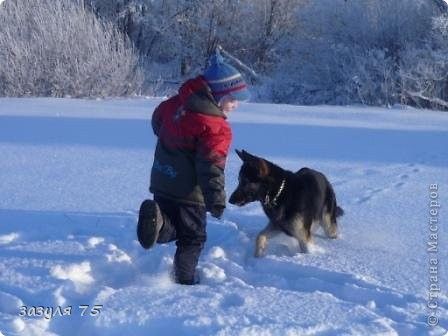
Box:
[254,249,264,258]
[299,243,310,254]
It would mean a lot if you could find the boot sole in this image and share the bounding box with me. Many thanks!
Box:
[137,200,159,249]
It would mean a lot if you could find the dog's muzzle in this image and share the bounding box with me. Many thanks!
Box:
[229,191,250,206]
[229,193,242,206]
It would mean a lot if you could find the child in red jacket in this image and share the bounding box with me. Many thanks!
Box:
[137,49,250,285]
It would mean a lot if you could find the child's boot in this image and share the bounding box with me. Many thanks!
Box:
[137,199,164,249]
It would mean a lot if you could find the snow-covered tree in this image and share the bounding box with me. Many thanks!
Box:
[0,0,142,97]
[398,13,448,110]
[86,0,303,80]
[265,0,445,108]
[1,0,447,110]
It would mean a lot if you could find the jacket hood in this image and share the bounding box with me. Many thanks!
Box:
[178,76,226,118]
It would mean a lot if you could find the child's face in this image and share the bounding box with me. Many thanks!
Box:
[219,95,239,114]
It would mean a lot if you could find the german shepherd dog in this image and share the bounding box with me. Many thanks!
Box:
[229,150,344,257]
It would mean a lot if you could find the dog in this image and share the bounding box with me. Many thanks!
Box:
[229,149,344,257]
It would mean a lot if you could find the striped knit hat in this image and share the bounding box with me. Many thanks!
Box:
[203,49,250,103]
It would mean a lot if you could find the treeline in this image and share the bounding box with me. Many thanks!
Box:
[1,0,448,110]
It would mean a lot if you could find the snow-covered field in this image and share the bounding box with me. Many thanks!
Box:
[0,98,447,336]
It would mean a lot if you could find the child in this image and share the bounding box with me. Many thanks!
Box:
[137,49,250,285]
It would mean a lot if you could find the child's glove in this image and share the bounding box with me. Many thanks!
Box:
[209,205,225,219]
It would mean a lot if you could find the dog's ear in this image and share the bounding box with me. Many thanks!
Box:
[257,160,270,177]
[240,150,270,177]
[241,150,260,162]
[235,149,245,161]
[235,149,257,162]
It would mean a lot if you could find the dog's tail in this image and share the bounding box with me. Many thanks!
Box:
[335,206,344,218]
[325,181,344,221]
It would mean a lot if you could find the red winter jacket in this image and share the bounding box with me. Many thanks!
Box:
[150,76,232,210]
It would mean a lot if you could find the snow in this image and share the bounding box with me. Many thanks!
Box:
[0,98,447,335]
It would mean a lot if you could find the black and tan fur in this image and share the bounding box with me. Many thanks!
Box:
[229,150,344,257]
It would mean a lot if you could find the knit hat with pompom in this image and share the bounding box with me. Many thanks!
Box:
[203,49,250,102]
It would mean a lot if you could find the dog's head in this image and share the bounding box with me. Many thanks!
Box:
[229,149,271,206]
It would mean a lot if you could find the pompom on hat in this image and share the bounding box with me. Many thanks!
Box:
[203,49,250,103]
